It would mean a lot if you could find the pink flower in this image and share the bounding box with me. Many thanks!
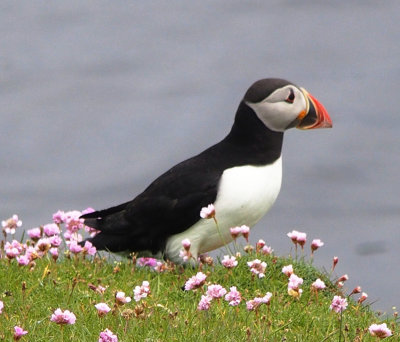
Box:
[69,241,83,254]
[288,274,304,298]
[350,286,362,295]
[200,204,216,219]
[5,242,20,259]
[330,295,348,313]
[184,272,207,291]
[311,239,324,253]
[115,291,131,305]
[197,295,212,311]
[224,286,241,306]
[50,308,76,325]
[368,323,392,338]
[137,258,158,268]
[133,281,150,302]
[287,230,306,248]
[63,230,82,243]
[43,223,60,237]
[358,292,368,304]
[229,226,242,239]
[48,235,62,247]
[64,210,84,232]
[13,326,28,340]
[0,300,4,314]
[82,207,95,215]
[83,241,97,256]
[181,238,191,251]
[27,227,42,240]
[35,238,51,255]
[247,259,267,278]
[246,292,272,311]
[179,249,191,262]
[337,274,349,283]
[52,210,65,224]
[282,264,293,277]
[332,256,339,271]
[240,225,250,241]
[256,239,265,249]
[206,284,227,299]
[95,303,111,317]
[261,245,273,255]
[17,255,30,266]
[311,278,326,291]
[50,247,59,261]
[221,255,238,269]
[99,328,118,342]
[2,214,22,235]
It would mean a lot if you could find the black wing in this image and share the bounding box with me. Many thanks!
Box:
[81,150,222,254]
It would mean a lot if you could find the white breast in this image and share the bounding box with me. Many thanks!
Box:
[165,157,282,262]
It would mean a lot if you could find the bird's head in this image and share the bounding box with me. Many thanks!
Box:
[244,78,332,132]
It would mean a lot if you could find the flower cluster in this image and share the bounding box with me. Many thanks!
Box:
[184,272,207,291]
[133,281,151,302]
[246,293,272,311]
[230,225,250,242]
[247,259,267,278]
[50,308,77,325]
[2,214,22,235]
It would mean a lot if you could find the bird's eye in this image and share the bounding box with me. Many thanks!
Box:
[285,89,295,103]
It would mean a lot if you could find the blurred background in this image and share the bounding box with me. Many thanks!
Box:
[1,1,399,313]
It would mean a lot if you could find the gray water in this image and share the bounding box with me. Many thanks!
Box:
[2,1,400,313]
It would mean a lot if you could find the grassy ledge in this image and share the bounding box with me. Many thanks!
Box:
[0,213,398,341]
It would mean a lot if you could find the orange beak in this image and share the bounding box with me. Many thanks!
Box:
[297,88,332,129]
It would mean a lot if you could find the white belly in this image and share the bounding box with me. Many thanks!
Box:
[165,157,282,262]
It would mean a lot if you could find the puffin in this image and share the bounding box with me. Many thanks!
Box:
[81,78,332,263]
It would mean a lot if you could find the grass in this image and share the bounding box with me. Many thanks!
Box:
[0,214,398,341]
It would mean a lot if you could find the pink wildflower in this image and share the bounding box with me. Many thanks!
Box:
[311,278,326,291]
[179,249,191,262]
[43,223,60,237]
[288,273,304,298]
[332,256,339,271]
[0,300,4,314]
[221,255,238,269]
[206,284,227,299]
[17,255,30,266]
[50,308,76,325]
[337,274,349,283]
[184,272,207,291]
[197,295,212,311]
[133,281,151,302]
[229,226,242,239]
[5,242,20,259]
[358,292,368,304]
[27,227,42,240]
[247,259,267,278]
[63,230,82,243]
[256,239,265,249]
[13,326,28,340]
[83,241,97,256]
[52,210,65,224]
[246,292,272,311]
[137,258,158,268]
[115,291,131,305]
[50,247,59,261]
[69,241,83,254]
[282,264,293,277]
[95,303,111,317]
[35,238,51,255]
[48,235,62,247]
[99,328,118,342]
[224,286,241,306]
[350,286,362,296]
[81,207,95,215]
[240,225,250,241]
[181,238,191,251]
[287,230,307,248]
[261,245,273,255]
[311,239,324,253]
[2,214,22,235]
[368,323,392,338]
[64,210,84,232]
[200,204,216,219]
[330,295,348,313]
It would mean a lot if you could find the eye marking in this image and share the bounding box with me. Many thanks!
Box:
[285,88,295,103]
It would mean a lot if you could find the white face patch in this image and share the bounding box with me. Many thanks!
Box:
[245,85,307,132]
